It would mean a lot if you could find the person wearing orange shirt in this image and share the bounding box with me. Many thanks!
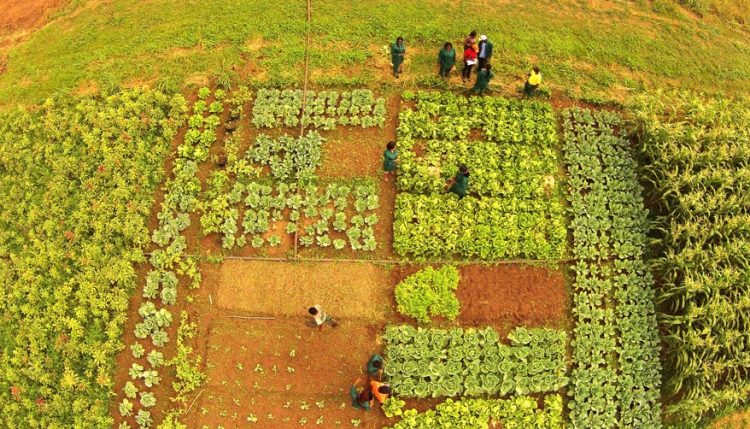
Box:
[370,380,392,404]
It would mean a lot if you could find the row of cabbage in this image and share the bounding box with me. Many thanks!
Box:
[0,90,185,428]
[393,91,566,260]
[252,88,386,129]
[563,107,662,428]
[384,395,564,429]
[383,326,568,399]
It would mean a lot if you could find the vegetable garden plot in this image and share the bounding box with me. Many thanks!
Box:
[0,89,186,428]
[383,395,564,429]
[252,88,386,130]
[393,91,566,260]
[116,87,238,429]
[199,130,381,253]
[562,108,661,429]
[632,94,750,425]
[383,326,568,399]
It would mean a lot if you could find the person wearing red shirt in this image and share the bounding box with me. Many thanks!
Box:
[462,45,478,82]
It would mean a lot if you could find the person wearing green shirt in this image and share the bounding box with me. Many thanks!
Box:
[367,354,384,379]
[448,164,470,199]
[383,141,398,181]
[477,35,493,71]
[473,64,494,95]
[437,42,456,78]
[390,37,406,78]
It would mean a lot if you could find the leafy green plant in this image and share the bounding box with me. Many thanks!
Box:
[383,325,567,398]
[395,266,460,323]
[563,107,662,428]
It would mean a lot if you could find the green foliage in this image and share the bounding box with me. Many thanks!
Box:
[563,107,662,428]
[394,193,566,260]
[631,93,750,425]
[168,311,206,406]
[394,92,565,260]
[382,397,406,418]
[384,395,564,429]
[0,89,185,428]
[395,266,460,323]
[252,89,386,130]
[244,132,324,182]
[383,326,567,398]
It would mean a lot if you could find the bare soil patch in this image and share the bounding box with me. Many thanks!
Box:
[216,259,394,322]
[390,263,569,334]
[0,0,65,35]
[186,317,390,428]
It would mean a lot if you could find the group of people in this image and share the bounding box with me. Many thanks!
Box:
[305,306,392,411]
[350,354,392,411]
[390,32,543,97]
[384,141,469,198]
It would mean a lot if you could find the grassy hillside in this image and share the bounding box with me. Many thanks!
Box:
[0,0,749,105]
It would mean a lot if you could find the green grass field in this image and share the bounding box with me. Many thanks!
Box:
[1,0,749,106]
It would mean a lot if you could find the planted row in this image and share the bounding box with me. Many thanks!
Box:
[200,177,380,251]
[563,107,662,429]
[252,88,386,129]
[383,326,568,398]
[633,94,750,424]
[384,395,564,429]
[393,193,566,260]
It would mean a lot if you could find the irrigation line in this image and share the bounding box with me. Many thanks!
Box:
[228,315,276,321]
[144,252,573,266]
[184,389,204,415]
[293,0,313,258]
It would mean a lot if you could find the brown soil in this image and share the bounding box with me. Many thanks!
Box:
[0,0,66,35]
[184,317,391,429]
[215,259,394,322]
[390,263,569,335]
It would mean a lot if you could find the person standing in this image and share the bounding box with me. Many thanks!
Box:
[477,35,493,71]
[463,31,477,50]
[308,305,338,331]
[390,37,406,78]
[524,66,542,97]
[383,141,398,181]
[448,164,470,199]
[473,64,494,95]
[462,44,477,83]
[437,42,456,79]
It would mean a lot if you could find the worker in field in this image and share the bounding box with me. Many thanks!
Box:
[383,141,398,181]
[524,66,542,97]
[477,35,493,71]
[370,380,392,404]
[463,30,477,50]
[462,43,478,83]
[437,42,456,79]
[350,379,374,410]
[308,305,338,331]
[448,164,470,199]
[473,64,494,95]
[391,37,406,78]
[367,354,385,379]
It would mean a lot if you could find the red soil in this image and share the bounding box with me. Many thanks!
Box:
[0,0,65,35]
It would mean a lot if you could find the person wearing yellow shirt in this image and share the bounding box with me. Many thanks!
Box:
[524,66,542,97]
